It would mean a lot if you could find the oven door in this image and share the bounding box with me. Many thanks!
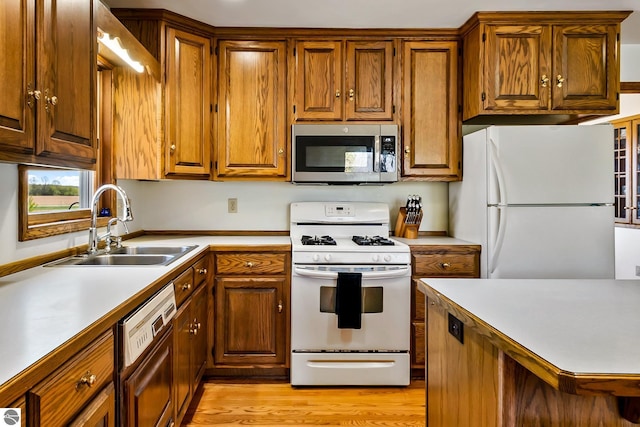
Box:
[290,264,410,385]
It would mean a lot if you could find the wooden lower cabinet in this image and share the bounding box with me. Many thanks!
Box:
[28,331,114,427]
[173,255,210,426]
[410,244,480,378]
[68,383,116,427]
[122,327,174,427]
[212,251,290,374]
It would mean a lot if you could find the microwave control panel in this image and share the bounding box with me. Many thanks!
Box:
[380,136,397,172]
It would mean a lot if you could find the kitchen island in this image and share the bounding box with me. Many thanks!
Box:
[419,278,640,426]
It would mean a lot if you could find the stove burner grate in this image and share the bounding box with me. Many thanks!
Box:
[301,235,337,246]
[352,235,395,246]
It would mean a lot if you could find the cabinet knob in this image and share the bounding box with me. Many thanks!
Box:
[278,300,283,313]
[198,268,207,275]
[76,371,97,390]
[441,262,451,269]
[27,84,41,108]
[170,144,176,153]
[278,148,284,156]
[556,75,565,88]
[246,261,254,268]
[335,90,341,98]
[349,88,355,101]
[182,283,192,291]
[540,74,549,88]
[44,89,57,113]
[190,325,198,335]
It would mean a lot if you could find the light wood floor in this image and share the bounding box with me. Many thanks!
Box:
[182,379,426,426]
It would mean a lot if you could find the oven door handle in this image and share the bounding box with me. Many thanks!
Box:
[294,266,410,279]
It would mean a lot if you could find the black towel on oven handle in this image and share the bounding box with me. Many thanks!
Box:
[335,272,362,329]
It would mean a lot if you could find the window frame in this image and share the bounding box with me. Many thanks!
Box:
[611,114,640,228]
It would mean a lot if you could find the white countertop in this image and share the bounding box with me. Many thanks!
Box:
[0,235,290,391]
[419,278,640,376]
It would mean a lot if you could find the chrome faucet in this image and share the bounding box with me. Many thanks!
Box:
[87,184,133,254]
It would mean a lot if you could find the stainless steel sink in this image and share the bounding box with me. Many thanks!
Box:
[45,245,198,267]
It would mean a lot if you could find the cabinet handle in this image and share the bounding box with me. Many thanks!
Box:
[182,283,192,291]
[190,325,198,335]
[349,88,355,101]
[27,84,40,108]
[540,74,549,88]
[76,371,97,390]
[335,90,341,98]
[404,146,410,158]
[441,262,451,269]
[246,261,254,268]
[278,148,284,156]
[556,75,565,88]
[278,300,283,313]
[44,89,57,113]
[170,144,176,153]
[198,268,207,275]
[193,319,201,330]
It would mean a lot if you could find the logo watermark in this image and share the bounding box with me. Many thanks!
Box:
[1,409,21,426]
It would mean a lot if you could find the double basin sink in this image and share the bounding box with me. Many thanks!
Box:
[46,245,198,267]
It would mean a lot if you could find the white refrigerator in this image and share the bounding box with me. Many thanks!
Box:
[449,125,614,279]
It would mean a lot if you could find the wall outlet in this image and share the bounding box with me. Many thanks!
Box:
[228,198,238,213]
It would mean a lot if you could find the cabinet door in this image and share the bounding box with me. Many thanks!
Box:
[216,40,287,179]
[552,24,618,111]
[0,0,35,155]
[294,40,343,121]
[123,328,173,427]
[173,302,192,423]
[484,24,551,112]
[68,383,115,427]
[613,121,632,224]
[215,277,286,365]
[36,0,96,164]
[345,40,394,121]
[165,27,211,177]
[191,284,208,384]
[402,41,460,180]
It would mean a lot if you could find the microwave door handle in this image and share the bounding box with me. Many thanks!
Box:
[373,135,380,172]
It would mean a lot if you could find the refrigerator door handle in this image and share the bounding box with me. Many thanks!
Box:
[489,135,508,205]
[489,205,508,275]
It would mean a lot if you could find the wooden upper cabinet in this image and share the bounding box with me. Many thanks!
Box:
[294,39,394,121]
[483,24,551,112]
[462,12,630,121]
[215,40,288,180]
[552,24,618,111]
[165,27,212,177]
[402,41,460,180]
[0,0,96,167]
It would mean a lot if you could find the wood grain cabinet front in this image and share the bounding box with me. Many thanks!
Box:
[28,330,114,427]
[461,12,630,121]
[0,0,96,168]
[214,40,288,180]
[409,245,480,378]
[293,39,395,122]
[212,251,290,373]
[401,40,460,181]
[173,254,210,426]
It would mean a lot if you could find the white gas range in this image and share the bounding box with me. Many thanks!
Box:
[289,202,411,386]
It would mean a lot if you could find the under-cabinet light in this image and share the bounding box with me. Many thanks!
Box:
[97,31,144,73]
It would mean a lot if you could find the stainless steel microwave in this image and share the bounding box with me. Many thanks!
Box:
[291,124,399,184]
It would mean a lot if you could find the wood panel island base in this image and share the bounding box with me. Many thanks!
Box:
[419,278,640,427]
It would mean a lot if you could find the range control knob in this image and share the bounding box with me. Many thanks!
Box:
[372,254,380,262]
[324,254,332,262]
[383,255,392,262]
[312,254,320,262]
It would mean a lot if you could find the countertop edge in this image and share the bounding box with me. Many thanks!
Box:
[418,280,640,397]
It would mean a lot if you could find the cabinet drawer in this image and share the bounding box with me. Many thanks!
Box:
[29,331,114,427]
[193,256,209,288]
[174,266,195,307]
[412,253,478,277]
[216,253,286,275]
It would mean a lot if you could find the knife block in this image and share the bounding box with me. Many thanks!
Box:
[394,207,423,239]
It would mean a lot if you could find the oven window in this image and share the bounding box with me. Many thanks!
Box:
[320,286,383,313]
[296,136,374,172]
